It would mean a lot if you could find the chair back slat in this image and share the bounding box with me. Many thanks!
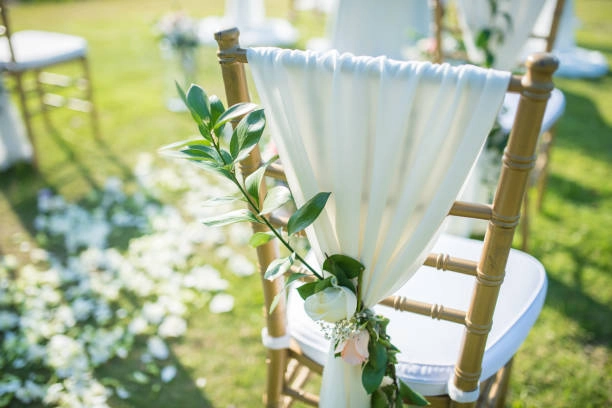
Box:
[453,54,556,393]
[215,27,290,407]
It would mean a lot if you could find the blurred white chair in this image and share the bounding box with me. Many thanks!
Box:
[0,0,100,166]
[306,0,432,59]
[198,0,298,47]
[0,76,31,170]
[523,0,608,78]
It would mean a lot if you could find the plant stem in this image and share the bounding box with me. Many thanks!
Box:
[210,128,324,281]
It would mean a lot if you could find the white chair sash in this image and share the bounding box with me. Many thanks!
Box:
[247,47,510,407]
[456,0,546,69]
[330,0,431,59]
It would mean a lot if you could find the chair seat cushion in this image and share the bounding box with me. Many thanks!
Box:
[287,233,547,396]
[0,30,88,71]
[498,88,565,135]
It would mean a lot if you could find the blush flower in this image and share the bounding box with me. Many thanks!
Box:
[337,329,370,365]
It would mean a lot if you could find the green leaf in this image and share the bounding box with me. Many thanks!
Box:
[214,102,258,130]
[371,388,389,408]
[269,291,284,314]
[476,28,491,49]
[362,341,388,394]
[192,160,234,180]
[260,186,292,215]
[249,231,276,248]
[485,50,495,68]
[296,281,318,299]
[186,84,211,122]
[245,166,267,207]
[181,144,221,162]
[175,81,188,106]
[198,123,213,142]
[323,254,365,279]
[230,109,266,162]
[287,192,331,236]
[209,95,225,125]
[201,209,261,228]
[201,196,243,207]
[399,381,430,406]
[158,138,207,159]
[264,253,295,281]
[269,272,309,314]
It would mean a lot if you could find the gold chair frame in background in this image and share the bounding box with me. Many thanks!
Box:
[432,0,566,251]
[215,27,556,408]
[0,0,100,166]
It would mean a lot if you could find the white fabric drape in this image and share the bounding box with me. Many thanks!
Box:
[0,78,32,170]
[330,0,431,59]
[247,47,510,407]
[456,0,546,70]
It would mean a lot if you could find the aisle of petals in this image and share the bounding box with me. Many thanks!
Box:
[0,154,255,407]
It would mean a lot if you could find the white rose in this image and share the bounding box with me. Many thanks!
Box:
[304,286,357,323]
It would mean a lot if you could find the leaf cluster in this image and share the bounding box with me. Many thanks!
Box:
[362,312,429,407]
[296,254,364,299]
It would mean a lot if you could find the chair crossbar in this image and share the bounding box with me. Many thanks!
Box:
[424,253,478,276]
[288,344,324,375]
[449,201,492,220]
[379,296,467,325]
[265,162,288,181]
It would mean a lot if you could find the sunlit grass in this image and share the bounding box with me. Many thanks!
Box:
[0,0,610,407]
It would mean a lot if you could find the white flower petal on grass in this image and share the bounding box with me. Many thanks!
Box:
[147,337,169,360]
[161,365,177,383]
[209,294,234,314]
[29,248,49,263]
[128,316,149,335]
[0,311,19,330]
[116,386,130,399]
[184,266,228,292]
[158,315,187,338]
[195,377,207,388]
[228,254,255,277]
[142,302,166,325]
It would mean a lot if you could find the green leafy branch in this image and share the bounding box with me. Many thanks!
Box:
[161,83,330,282]
[164,83,428,407]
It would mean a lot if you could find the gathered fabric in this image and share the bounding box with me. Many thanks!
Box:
[248,47,510,407]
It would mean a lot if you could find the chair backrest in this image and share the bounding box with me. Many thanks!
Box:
[214,27,556,405]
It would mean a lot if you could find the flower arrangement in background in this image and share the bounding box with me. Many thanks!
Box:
[155,11,199,51]
[154,11,200,112]
[163,84,429,407]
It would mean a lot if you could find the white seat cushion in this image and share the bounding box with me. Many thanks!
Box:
[0,30,88,71]
[498,88,565,135]
[287,233,547,396]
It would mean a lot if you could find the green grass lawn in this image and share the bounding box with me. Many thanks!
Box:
[1,0,611,407]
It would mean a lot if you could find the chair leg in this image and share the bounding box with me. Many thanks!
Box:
[535,127,556,210]
[521,192,530,252]
[264,348,289,408]
[34,69,55,135]
[13,72,38,167]
[80,56,101,139]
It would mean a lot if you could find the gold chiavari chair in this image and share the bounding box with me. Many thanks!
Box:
[211,27,556,407]
[0,0,100,166]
